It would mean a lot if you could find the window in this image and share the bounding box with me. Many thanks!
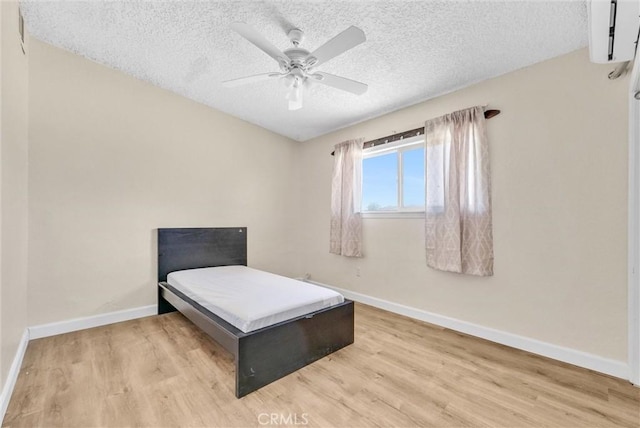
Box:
[362,136,425,215]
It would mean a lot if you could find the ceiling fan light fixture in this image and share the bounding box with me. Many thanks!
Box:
[293,84,301,101]
[282,74,296,88]
[288,81,303,110]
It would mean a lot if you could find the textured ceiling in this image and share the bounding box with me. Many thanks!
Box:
[21,1,588,141]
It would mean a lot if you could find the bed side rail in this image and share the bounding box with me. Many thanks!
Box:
[235,300,354,398]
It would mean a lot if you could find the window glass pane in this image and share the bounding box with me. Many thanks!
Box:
[362,152,398,211]
[402,147,425,209]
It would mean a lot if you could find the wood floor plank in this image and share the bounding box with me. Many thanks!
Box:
[3,303,638,427]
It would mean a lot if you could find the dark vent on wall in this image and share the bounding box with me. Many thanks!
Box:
[18,8,25,54]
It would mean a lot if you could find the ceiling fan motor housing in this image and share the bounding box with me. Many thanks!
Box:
[283,47,312,67]
[283,29,317,72]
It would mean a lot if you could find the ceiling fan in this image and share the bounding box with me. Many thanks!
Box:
[222,22,368,110]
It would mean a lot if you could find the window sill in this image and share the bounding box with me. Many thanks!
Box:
[361,211,425,219]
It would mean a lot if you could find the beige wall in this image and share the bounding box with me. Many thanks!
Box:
[296,49,629,362]
[27,39,299,326]
[0,1,29,383]
[12,35,632,366]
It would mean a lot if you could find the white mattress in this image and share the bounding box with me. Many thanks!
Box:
[166,265,344,333]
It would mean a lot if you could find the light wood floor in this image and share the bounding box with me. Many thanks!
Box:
[3,303,639,427]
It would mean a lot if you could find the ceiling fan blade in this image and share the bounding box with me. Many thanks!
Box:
[222,73,281,87]
[311,72,368,95]
[306,26,365,68]
[230,22,290,65]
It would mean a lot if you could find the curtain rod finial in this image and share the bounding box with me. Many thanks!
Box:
[484,109,500,119]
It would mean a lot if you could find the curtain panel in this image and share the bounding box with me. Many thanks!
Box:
[425,106,494,276]
[330,138,364,257]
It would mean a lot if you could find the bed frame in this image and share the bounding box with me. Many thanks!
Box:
[157,227,354,398]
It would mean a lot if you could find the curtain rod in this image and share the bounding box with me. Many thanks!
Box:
[330,109,500,156]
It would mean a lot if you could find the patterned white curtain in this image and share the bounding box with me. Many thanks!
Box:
[425,106,493,276]
[330,138,364,257]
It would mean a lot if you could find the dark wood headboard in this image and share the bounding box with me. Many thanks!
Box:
[157,227,247,282]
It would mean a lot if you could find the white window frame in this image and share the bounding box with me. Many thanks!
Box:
[361,135,425,218]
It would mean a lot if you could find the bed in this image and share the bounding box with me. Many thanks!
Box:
[157,227,354,398]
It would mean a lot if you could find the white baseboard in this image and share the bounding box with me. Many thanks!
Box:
[0,329,30,423]
[307,280,629,380]
[29,305,157,340]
